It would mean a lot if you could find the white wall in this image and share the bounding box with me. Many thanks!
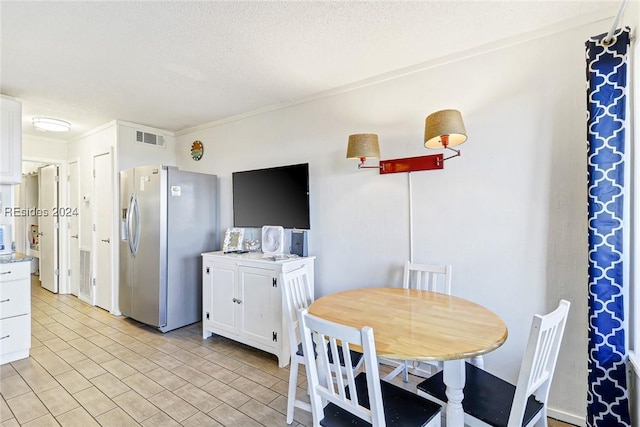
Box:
[22,133,68,162]
[117,121,176,171]
[172,17,640,423]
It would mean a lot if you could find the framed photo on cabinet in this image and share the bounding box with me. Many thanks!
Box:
[223,228,244,252]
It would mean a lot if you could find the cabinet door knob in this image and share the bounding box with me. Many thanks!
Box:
[232,298,242,304]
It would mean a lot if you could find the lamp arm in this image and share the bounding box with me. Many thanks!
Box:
[357,157,382,170]
[442,146,461,162]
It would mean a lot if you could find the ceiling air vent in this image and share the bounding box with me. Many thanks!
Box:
[136,130,166,148]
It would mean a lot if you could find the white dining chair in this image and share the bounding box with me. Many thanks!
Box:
[281,265,364,424]
[383,261,453,382]
[403,261,452,294]
[298,307,442,427]
[416,299,571,427]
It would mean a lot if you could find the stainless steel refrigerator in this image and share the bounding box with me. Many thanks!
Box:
[119,165,217,332]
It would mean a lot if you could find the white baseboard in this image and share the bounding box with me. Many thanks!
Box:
[547,407,585,427]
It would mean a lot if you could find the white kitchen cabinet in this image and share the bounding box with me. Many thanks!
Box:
[202,251,315,368]
[0,95,22,184]
[0,260,31,364]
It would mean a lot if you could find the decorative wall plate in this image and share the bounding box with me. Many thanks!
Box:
[191,140,203,161]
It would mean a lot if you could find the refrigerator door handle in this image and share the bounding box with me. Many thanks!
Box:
[132,194,141,257]
[127,194,135,256]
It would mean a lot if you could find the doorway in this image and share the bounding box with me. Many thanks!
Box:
[16,159,69,295]
[14,164,42,272]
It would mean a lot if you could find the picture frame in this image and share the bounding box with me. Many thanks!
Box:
[223,228,245,252]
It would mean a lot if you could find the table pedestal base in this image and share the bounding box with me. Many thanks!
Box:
[443,359,465,427]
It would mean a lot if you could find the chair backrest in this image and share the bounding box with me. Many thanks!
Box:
[508,300,571,427]
[281,265,314,359]
[298,308,384,427]
[403,261,452,295]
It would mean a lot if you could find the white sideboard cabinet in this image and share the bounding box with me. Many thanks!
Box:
[0,260,31,364]
[0,95,22,184]
[202,251,315,368]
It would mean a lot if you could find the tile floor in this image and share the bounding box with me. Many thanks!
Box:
[1,276,575,426]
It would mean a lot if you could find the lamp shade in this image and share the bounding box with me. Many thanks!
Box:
[346,134,381,159]
[424,109,467,149]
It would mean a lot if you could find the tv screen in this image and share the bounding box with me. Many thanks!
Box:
[232,163,310,229]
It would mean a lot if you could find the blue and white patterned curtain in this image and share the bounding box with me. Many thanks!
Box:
[586,27,631,426]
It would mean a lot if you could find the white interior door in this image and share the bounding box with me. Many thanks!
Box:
[68,161,80,296]
[39,164,59,293]
[94,153,113,311]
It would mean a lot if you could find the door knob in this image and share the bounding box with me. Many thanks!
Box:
[70,234,79,239]
[101,238,110,243]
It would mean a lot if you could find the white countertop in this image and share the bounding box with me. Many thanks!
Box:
[0,253,34,264]
[202,250,313,263]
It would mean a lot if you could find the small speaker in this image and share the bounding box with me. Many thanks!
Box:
[290,230,308,257]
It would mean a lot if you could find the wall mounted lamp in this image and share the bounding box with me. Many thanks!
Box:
[346,109,467,174]
[32,117,71,132]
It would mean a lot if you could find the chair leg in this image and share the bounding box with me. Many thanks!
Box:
[286,358,299,424]
[402,360,409,383]
[469,355,484,368]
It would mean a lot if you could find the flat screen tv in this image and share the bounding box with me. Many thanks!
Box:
[232,163,310,229]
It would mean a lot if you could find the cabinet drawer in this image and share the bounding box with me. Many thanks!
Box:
[0,315,30,356]
[0,262,30,283]
[0,280,30,319]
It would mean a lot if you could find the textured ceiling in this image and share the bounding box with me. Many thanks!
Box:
[0,1,620,141]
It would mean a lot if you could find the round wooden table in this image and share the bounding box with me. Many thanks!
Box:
[308,287,508,427]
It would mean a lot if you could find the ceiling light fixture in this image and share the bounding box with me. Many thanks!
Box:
[32,117,71,132]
